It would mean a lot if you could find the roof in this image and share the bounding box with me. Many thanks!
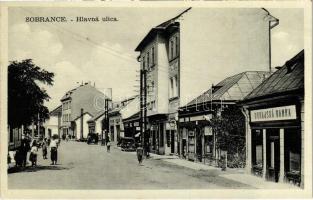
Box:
[49,105,62,116]
[87,96,138,123]
[73,112,93,121]
[123,111,140,123]
[87,110,105,123]
[186,71,270,107]
[243,50,304,101]
[135,7,191,51]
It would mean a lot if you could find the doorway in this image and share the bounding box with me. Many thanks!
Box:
[170,130,175,154]
[266,128,280,182]
[196,128,203,162]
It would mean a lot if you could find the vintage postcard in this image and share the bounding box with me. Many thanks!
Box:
[0,1,312,199]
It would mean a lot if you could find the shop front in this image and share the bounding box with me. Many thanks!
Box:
[241,49,304,187]
[247,104,302,185]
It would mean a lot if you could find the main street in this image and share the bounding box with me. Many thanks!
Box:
[8,141,252,189]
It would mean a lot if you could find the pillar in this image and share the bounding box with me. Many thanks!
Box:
[300,100,304,188]
[243,108,252,174]
[279,128,285,183]
[262,129,267,179]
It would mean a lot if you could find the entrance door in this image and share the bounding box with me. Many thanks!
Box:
[171,130,175,154]
[196,128,203,162]
[267,129,280,182]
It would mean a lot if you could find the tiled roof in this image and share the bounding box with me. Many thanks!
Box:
[186,71,270,107]
[244,50,304,101]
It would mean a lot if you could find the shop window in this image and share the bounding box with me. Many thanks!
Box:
[290,152,300,172]
[252,129,263,168]
[255,145,262,166]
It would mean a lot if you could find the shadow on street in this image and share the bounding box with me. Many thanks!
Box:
[8,165,70,174]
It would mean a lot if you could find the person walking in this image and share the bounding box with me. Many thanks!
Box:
[20,135,31,168]
[106,140,111,152]
[136,144,143,165]
[29,140,38,167]
[50,137,58,165]
[42,138,48,159]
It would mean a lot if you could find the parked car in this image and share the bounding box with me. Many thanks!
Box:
[87,133,99,145]
[120,137,136,151]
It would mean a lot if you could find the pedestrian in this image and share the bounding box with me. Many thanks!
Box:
[66,134,69,142]
[136,143,143,165]
[50,137,58,165]
[20,134,31,168]
[42,138,48,159]
[106,140,111,152]
[29,140,38,167]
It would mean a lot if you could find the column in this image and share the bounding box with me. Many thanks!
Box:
[262,129,267,179]
[244,108,252,174]
[279,128,285,183]
[300,100,304,188]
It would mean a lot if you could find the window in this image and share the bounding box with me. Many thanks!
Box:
[147,51,150,68]
[151,46,155,65]
[142,56,146,69]
[173,75,178,97]
[170,77,174,98]
[175,36,179,56]
[170,40,174,59]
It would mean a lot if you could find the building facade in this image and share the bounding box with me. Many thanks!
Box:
[240,50,304,187]
[179,71,270,164]
[135,8,278,155]
[43,105,62,139]
[60,82,104,140]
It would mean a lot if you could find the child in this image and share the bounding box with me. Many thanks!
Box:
[29,141,38,167]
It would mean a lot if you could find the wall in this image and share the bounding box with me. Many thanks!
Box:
[75,113,93,140]
[156,34,169,114]
[180,8,272,106]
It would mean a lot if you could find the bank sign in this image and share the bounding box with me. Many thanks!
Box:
[251,105,297,122]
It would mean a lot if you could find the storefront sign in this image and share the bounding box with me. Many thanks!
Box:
[251,105,297,122]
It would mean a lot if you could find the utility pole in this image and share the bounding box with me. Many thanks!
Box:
[140,66,148,155]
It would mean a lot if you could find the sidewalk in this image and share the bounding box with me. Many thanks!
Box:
[148,152,298,189]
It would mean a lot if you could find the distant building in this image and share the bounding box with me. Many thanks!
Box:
[240,50,304,187]
[43,105,62,138]
[135,8,278,155]
[60,82,104,140]
[87,95,138,142]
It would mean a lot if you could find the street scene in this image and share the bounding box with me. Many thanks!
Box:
[6,5,306,193]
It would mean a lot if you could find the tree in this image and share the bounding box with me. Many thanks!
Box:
[8,59,54,128]
[210,105,246,167]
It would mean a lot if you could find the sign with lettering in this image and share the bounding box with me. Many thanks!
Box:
[251,105,297,122]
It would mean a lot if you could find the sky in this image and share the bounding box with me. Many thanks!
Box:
[8,7,304,111]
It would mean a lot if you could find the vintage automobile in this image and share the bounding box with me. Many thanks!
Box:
[120,137,136,151]
[87,133,99,145]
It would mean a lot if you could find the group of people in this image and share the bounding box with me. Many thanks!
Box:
[14,135,60,168]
